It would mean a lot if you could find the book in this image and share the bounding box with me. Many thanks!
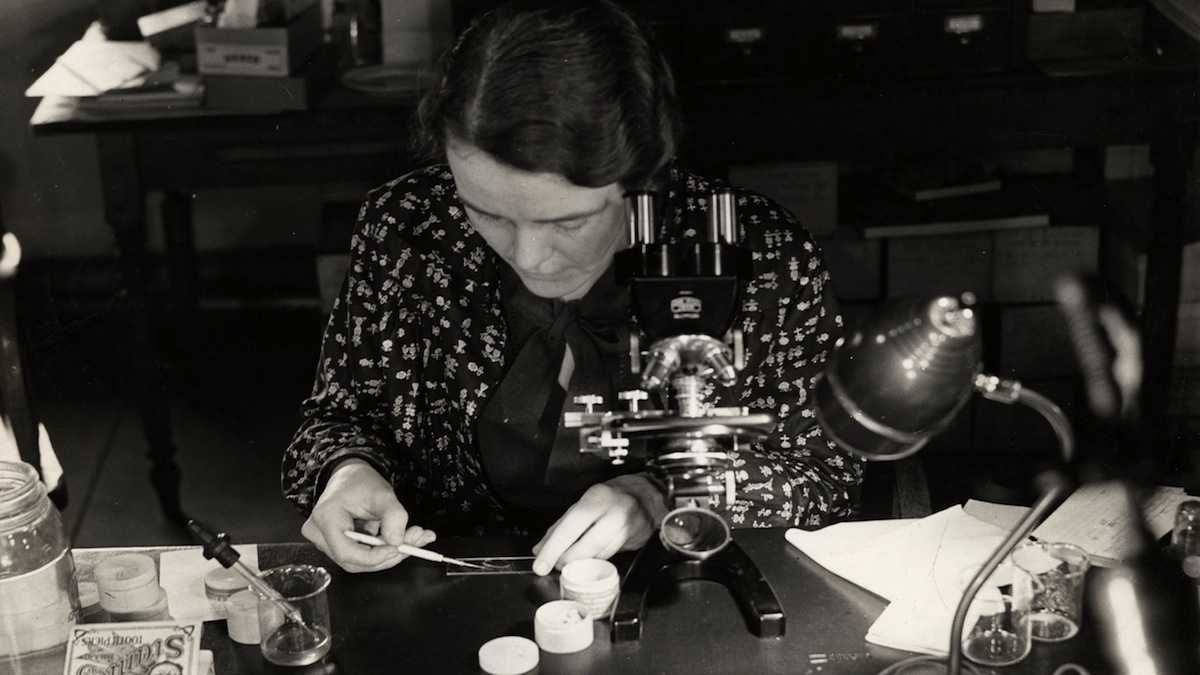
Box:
[853,182,1050,239]
[69,60,201,112]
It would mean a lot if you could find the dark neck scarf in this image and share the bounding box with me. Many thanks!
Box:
[476,261,634,522]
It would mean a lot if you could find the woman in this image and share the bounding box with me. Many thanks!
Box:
[282,0,862,575]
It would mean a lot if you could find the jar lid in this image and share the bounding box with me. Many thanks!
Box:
[478,636,539,675]
[95,553,157,592]
[560,558,619,592]
[204,567,248,593]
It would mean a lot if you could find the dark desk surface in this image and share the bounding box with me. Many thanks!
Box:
[206,528,1102,675]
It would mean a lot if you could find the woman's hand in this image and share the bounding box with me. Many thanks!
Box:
[531,474,667,576]
[301,459,436,573]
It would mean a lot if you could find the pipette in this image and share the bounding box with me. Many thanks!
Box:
[343,530,501,569]
[186,519,309,629]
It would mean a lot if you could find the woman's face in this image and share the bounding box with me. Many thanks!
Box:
[446,139,626,301]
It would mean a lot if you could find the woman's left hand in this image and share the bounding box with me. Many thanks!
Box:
[531,474,668,576]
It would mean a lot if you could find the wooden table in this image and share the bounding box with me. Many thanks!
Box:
[29,58,1200,522]
[202,528,1104,675]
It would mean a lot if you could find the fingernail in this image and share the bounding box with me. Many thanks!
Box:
[533,562,549,576]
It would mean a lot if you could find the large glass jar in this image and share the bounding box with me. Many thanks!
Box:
[0,460,79,670]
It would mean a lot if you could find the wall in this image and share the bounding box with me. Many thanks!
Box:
[0,0,111,257]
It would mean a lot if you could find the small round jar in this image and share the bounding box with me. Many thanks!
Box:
[204,567,249,615]
[226,588,262,644]
[534,600,593,654]
[95,552,160,613]
[560,558,620,620]
[76,581,109,624]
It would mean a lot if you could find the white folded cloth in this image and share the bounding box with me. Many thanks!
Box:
[786,505,1017,655]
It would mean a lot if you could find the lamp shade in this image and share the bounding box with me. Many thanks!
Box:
[815,295,982,460]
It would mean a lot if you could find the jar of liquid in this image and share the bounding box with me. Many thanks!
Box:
[0,460,80,670]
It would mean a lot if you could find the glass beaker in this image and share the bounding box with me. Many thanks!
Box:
[1013,540,1090,641]
[257,564,332,667]
[0,461,79,670]
[958,562,1032,667]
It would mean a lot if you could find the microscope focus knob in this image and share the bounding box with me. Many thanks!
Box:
[618,390,649,412]
[573,395,605,413]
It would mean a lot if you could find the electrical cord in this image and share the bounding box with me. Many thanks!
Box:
[877,655,984,675]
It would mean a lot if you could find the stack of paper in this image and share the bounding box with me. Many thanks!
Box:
[1031,482,1193,567]
[786,506,1011,655]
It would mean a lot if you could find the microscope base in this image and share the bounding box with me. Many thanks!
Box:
[611,535,785,642]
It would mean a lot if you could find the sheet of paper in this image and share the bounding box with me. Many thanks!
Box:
[963,499,1031,532]
[159,545,259,622]
[864,508,1009,655]
[26,39,160,97]
[786,507,962,602]
[1032,482,1191,566]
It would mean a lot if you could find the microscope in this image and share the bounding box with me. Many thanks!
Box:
[563,189,786,641]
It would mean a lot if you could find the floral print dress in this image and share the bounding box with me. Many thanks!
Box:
[282,164,864,536]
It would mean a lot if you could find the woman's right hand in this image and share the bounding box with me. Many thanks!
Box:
[301,459,436,573]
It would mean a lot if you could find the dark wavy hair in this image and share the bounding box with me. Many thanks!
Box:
[415,0,681,192]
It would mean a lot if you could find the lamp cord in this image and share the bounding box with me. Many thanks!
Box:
[877,381,1076,675]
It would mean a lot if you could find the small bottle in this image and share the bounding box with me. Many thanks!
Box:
[0,461,80,669]
[1173,500,1200,581]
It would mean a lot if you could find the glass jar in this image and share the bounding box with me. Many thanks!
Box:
[1174,500,1200,581]
[0,460,79,669]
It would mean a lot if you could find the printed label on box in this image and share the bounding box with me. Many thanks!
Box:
[198,44,287,76]
[63,621,201,675]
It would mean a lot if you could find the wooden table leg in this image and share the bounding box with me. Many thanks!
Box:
[1141,91,1199,480]
[97,131,187,526]
[161,190,198,313]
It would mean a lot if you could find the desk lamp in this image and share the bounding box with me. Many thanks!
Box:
[815,293,1075,675]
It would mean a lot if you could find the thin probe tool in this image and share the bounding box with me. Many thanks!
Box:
[343,530,505,570]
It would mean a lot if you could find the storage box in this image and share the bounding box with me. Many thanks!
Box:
[1102,180,1200,308]
[992,225,1099,302]
[1026,7,1145,62]
[196,3,322,76]
[204,46,335,111]
[886,232,993,299]
[1170,368,1200,415]
[817,229,881,300]
[998,304,1076,378]
[911,2,1011,74]
[820,3,911,79]
[675,1,804,82]
[730,162,838,236]
[1177,302,1200,367]
[316,202,358,315]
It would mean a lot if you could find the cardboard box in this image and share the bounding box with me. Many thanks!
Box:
[1103,180,1200,308]
[382,0,454,65]
[1026,7,1145,62]
[196,3,322,76]
[1170,368,1200,415]
[316,202,358,315]
[730,162,838,236]
[993,225,1099,302]
[817,229,881,300]
[1177,302,1200,367]
[886,232,993,300]
[204,46,335,111]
